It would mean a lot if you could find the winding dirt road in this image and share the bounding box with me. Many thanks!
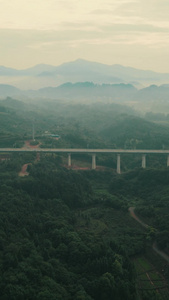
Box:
[129,207,169,263]
[129,207,149,229]
[18,141,41,176]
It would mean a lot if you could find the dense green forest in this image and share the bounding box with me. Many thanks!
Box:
[1,97,169,299]
[1,96,169,152]
[1,154,169,299]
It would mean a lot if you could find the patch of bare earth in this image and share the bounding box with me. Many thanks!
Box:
[19,163,30,177]
[23,140,41,149]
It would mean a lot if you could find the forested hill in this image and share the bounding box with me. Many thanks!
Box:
[110,167,169,257]
[2,82,169,103]
[0,82,137,101]
[1,152,169,299]
[1,96,169,299]
[0,157,138,300]
[1,97,169,152]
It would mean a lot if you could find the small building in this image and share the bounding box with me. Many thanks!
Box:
[44,132,60,140]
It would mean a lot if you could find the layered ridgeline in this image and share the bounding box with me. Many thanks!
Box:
[1,82,169,105]
[1,60,169,108]
[1,59,169,89]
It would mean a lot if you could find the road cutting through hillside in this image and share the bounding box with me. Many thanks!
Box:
[129,207,169,263]
[18,141,41,176]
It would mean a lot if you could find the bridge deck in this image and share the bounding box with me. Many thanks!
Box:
[1,148,169,154]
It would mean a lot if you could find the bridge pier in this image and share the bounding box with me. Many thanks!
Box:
[68,153,71,167]
[142,154,146,168]
[92,154,96,170]
[167,155,169,167]
[117,154,121,174]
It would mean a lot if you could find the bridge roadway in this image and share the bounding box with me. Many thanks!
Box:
[1,148,169,154]
[1,148,169,174]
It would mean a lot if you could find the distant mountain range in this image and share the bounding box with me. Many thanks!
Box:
[1,59,169,103]
[1,81,169,103]
[1,59,169,90]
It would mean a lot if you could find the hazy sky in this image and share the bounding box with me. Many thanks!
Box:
[0,0,169,71]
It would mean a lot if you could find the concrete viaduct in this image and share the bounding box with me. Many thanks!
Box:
[1,148,169,174]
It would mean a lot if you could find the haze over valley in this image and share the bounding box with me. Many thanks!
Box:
[2,59,169,116]
[1,59,169,90]
[2,0,169,299]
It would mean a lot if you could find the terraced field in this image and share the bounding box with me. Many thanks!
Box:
[134,256,169,299]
